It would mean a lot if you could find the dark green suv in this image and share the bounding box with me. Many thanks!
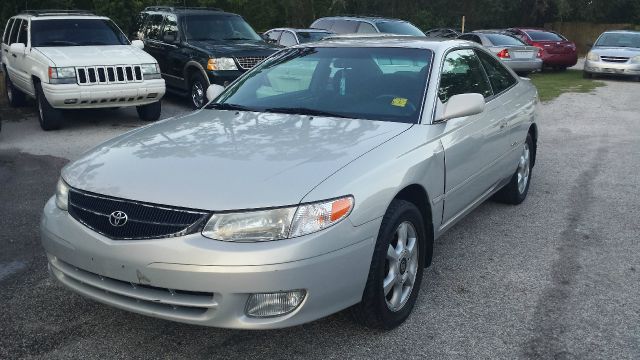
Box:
[134,7,277,108]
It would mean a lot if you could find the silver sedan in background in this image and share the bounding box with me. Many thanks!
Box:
[584,30,640,80]
[41,37,538,330]
[459,31,543,75]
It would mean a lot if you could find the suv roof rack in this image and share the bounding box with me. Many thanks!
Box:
[144,6,224,12]
[19,9,95,16]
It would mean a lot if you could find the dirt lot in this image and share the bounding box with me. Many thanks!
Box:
[0,77,638,359]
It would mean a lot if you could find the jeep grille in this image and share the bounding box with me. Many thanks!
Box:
[76,65,143,85]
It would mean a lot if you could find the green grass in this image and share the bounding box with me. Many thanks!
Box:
[529,70,606,102]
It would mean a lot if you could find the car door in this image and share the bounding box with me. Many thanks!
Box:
[7,19,31,94]
[2,18,15,63]
[155,14,185,88]
[436,48,510,225]
[141,14,165,65]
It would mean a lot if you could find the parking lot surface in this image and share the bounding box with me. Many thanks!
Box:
[0,79,638,359]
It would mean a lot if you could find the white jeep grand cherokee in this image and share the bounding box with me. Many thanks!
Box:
[1,10,166,130]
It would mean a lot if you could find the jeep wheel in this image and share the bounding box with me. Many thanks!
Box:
[189,73,208,109]
[4,72,26,107]
[136,101,161,121]
[35,82,63,131]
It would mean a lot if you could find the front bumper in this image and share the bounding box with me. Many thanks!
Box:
[40,197,377,329]
[42,79,166,109]
[584,59,640,76]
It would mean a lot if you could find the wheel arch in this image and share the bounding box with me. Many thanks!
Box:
[392,184,435,267]
[183,61,210,88]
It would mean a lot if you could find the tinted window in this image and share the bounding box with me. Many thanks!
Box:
[525,30,565,41]
[311,19,333,31]
[331,20,358,34]
[438,49,492,103]
[357,22,377,34]
[214,47,433,124]
[485,34,525,46]
[162,15,178,42]
[3,18,14,44]
[145,14,163,40]
[279,31,297,46]
[476,50,517,95]
[182,15,261,41]
[595,32,640,48]
[16,19,28,45]
[375,21,425,36]
[9,19,21,44]
[132,13,148,39]
[296,31,331,43]
[459,34,482,44]
[30,19,128,47]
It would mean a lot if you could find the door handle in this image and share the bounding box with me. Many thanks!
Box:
[499,121,507,129]
[11,53,17,58]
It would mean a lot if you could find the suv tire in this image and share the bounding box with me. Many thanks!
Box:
[35,82,63,131]
[136,101,161,121]
[4,71,26,107]
[494,134,534,204]
[352,199,425,329]
[189,72,208,109]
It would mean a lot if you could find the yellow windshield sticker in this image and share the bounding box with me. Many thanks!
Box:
[391,97,408,107]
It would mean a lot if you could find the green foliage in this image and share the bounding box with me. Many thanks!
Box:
[529,70,606,102]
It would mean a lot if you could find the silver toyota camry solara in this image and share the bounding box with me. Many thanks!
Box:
[41,37,538,330]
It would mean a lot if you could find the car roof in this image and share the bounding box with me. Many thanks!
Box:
[269,28,332,33]
[302,35,468,51]
[314,16,407,23]
[601,30,640,34]
[15,9,107,20]
[141,6,237,16]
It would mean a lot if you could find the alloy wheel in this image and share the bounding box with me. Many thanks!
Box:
[191,81,204,108]
[384,221,419,312]
[517,142,531,194]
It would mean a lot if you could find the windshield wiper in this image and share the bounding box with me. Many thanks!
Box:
[224,37,253,40]
[263,107,350,118]
[207,103,255,111]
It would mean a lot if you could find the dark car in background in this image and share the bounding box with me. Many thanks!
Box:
[424,28,461,39]
[263,28,333,47]
[505,28,577,70]
[459,31,542,75]
[310,16,425,36]
[134,6,277,108]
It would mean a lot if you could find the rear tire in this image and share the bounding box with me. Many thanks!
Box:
[189,72,208,109]
[136,101,161,121]
[4,71,26,107]
[35,82,63,131]
[352,199,425,329]
[494,134,534,205]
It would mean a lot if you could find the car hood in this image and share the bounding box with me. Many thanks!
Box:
[62,111,412,211]
[591,47,640,57]
[187,40,278,57]
[35,45,156,67]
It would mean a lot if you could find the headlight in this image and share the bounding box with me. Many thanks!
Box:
[631,55,640,64]
[141,63,162,80]
[202,196,354,242]
[586,52,600,61]
[48,67,76,84]
[207,57,238,71]
[55,178,70,211]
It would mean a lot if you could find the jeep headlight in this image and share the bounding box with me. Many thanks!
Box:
[141,63,162,80]
[48,67,76,84]
[586,51,600,61]
[631,55,640,64]
[55,178,70,211]
[207,57,238,71]
[202,196,354,242]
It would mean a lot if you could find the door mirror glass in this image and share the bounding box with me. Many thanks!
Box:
[9,42,25,54]
[435,93,485,122]
[206,84,225,102]
[131,40,144,49]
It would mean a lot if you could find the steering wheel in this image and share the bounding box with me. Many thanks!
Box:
[374,94,417,113]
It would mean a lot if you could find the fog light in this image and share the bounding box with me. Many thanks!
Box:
[245,290,306,318]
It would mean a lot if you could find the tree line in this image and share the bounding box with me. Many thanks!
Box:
[2,0,639,37]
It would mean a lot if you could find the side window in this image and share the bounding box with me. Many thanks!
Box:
[145,14,163,40]
[3,18,15,44]
[331,20,358,34]
[9,19,22,45]
[475,50,517,95]
[17,19,28,45]
[357,22,377,34]
[279,31,297,47]
[438,49,492,103]
[312,19,333,31]
[161,15,178,42]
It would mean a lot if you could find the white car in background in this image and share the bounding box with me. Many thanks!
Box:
[1,10,165,130]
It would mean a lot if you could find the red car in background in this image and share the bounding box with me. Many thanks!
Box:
[505,28,578,69]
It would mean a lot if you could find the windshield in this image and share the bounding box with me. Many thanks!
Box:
[375,21,425,36]
[524,30,565,41]
[211,47,433,124]
[595,32,640,48]
[183,15,261,41]
[297,31,332,43]
[486,34,526,46]
[31,19,128,47]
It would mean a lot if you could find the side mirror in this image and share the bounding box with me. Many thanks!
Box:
[435,93,485,122]
[163,32,177,43]
[206,84,225,102]
[9,43,26,55]
[131,40,144,49]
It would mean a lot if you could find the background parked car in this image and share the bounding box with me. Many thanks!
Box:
[424,28,461,39]
[310,16,425,36]
[584,30,640,80]
[505,28,577,70]
[459,31,542,75]
[263,28,333,47]
[135,6,277,108]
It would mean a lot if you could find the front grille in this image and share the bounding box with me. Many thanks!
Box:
[76,65,143,85]
[600,56,629,63]
[235,56,267,70]
[68,189,210,240]
[50,258,217,320]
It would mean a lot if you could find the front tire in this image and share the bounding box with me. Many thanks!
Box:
[4,71,26,107]
[352,199,425,329]
[189,72,208,109]
[494,134,534,204]
[35,82,63,131]
[136,101,161,121]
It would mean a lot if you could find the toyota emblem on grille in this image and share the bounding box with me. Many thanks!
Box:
[109,211,128,227]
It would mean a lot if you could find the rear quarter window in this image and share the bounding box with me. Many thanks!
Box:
[9,19,22,44]
[3,18,15,44]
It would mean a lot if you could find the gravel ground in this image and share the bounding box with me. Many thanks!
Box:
[0,77,638,359]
